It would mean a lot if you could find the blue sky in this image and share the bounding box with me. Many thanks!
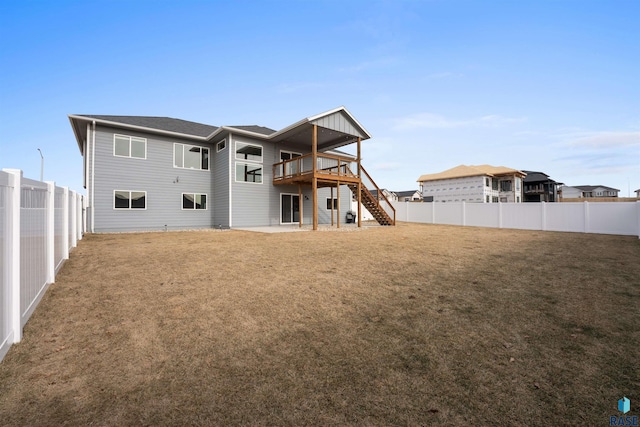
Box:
[1,0,639,195]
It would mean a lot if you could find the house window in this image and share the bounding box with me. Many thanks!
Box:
[236,162,263,183]
[216,140,226,152]
[114,135,146,159]
[516,196,521,203]
[486,195,490,203]
[485,178,490,187]
[492,196,499,203]
[281,150,302,161]
[326,198,338,210]
[500,180,512,192]
[114,190,146,209]
[182,193,207,210]
[492,180,499,191]
[174,143,209,170]
[236,142,262,162]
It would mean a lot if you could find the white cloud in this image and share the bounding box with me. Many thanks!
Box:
[392,112,526,131]
[564,131,640,149]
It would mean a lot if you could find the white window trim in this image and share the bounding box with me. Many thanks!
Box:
[113,190,147,210]
[113,134,147,159]
[173,142,210,171]
[280,149,303,160]
[216,139,227,153]
[235,162,264,184]
[235,142,263,163]
[181,193,208,210]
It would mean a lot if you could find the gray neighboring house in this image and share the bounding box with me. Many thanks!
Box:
[395,190,422,202]
[69,107,395,232]
[560,185,620,199]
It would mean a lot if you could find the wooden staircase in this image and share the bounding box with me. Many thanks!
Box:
[348,183,394,226]
[342,163,394,226]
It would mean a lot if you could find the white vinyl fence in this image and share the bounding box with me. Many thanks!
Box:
[392,201,640,238]
[0,169,84,363]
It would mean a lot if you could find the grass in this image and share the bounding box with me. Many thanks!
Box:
[0,223,638,426]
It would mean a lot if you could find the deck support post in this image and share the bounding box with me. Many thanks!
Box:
[330,186,334,226]
[337,181,340,229]
[312,124,318,231]
[298,184,303,228]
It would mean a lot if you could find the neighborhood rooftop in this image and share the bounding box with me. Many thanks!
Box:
[417,164,526,182]
[572,185,620,191]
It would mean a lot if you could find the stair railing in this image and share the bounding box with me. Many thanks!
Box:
[359,165,396,225]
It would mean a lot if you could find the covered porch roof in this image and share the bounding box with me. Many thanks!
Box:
[266,106,371,152]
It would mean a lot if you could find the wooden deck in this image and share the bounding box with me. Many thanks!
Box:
[272,153,361,187]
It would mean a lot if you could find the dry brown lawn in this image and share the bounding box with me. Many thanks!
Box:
[0,223,638,426]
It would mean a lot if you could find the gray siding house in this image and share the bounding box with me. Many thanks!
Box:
[69,107,395,232]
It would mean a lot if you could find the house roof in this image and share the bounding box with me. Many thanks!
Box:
[395,190,420,198]
[417,164,526,182]
[73,115,219,137]
[228,125,276,136]
[69,106,369,155]
[572,185,620,192]
[522,170,556,183]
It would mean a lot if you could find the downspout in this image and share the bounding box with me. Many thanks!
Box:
[228,133,233,228]
[91,120,96,233]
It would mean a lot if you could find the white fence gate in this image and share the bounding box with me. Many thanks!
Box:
[0,169,84,363]
[392,201,640,238]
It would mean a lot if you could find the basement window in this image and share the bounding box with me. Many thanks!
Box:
[114,190,146,209]
[182,193,207,210]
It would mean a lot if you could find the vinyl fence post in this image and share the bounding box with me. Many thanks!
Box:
[79,195,85,240]
[46,181,55,285]
[4,169,22,342]
[461,201,466,226]
[62,187,69,260]
[70,190,77,248]
[583,201,590,234]
[541,202,547,231]
[498,202,503,229]
[636,201,640,240]
[77,194,83,240]
[432,201,435,224]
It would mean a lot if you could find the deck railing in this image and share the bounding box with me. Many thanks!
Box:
[273,153,357,182]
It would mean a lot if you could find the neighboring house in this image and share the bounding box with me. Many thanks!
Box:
[68,107,395,232]
[635,189,640,198]
[369,189,397,202]
[560,185,620,199]
[395,190,422,202]
[417,165,525,203]
[522,170,561,202]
